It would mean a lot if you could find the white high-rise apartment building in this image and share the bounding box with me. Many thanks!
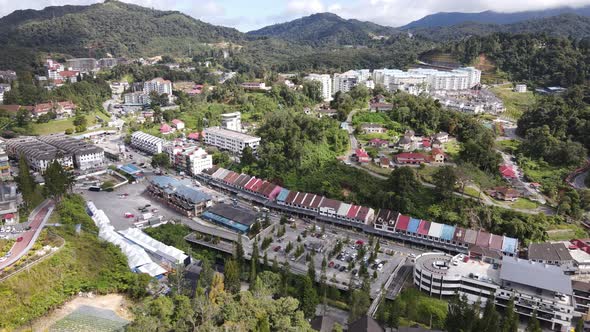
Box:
[187,148,213,175]
[144,78,173,96]
[304,74,333,102]
[203,127,261,156]
[131,131,164,155]
[221,112,242,132]
[333,70,360,94]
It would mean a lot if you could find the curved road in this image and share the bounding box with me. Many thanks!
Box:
[0,200,55,271]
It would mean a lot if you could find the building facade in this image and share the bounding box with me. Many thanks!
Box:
[124,92,151,105]
[131,131,164,155]
[414,253,575,331]
[305,74,333,101]
[203,127,261,155]
[144,78,173,96]
[221,112,242,132]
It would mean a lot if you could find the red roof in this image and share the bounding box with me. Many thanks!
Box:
[285,191,299,204]
[59,70,78,78]
[417,220,431,235]
[3,213,14,219]
[499,165,517,178]
[294,192,307,205]
[369,138,388,145]
[187,132,200,140]
[395,152,427,163]
[475,231,491,248]
[395,215,410,231]
[160,123,172,133]
[422,139,431,148]
[347,205,361,218]
[172,119,184,125]
[431,148,444,156]
[355,149,369,157]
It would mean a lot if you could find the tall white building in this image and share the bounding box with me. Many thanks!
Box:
[221,112,242,132]
[203,127,261,156]
[144,78,173,96]
[304,74,333,102]
[131,131,164,155]
[124,92,151,105]
[333,70,360,94]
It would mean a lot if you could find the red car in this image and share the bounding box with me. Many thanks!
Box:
[16,236,23,242]
[273,246,281,252]
[328,261,335,268]
[124,213,135,218]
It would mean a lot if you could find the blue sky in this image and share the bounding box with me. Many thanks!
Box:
[2,0,590,31]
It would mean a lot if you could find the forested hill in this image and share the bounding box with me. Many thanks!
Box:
[401,5,590,29]
[247,13,400,46]
[0,0,244,68]
[411,14,590,41]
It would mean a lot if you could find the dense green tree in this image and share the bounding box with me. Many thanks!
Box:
[526,311,542,332]
[250,237,259,287]
[43,160,73,201]
[502,297,519,332]
[16,154,36,210]
[151,153,171,169]
[433,166,458,200]
[224,259,241,294]
[445,294,476,332]
[299,276,319,318]
[385,167,421,213]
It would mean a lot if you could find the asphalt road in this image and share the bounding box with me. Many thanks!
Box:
[0,200,55,271]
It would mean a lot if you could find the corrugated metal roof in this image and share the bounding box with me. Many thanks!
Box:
[285,191,298,204]
[500,257,572,295]
[489,234,503,250]
[302,193,315,207]
[475,231,491,248]
[407,218,420,233]
[337,203,351,216]
[502,236,518,254]
[428,222,443,238]
[294,192,307,205]
[310,195,324,208]
[321,198,342,210]
[417,220,430,235]
[396,215,410,231]
[464,229,478,244]
[277,188,290,202]
[347,205,361,218]
[440,224,455,241]
[453,227,465,242]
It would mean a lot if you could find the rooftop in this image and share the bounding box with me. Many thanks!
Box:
[204,127,260,142]
[205,203,258,226]
[528,242,573,262]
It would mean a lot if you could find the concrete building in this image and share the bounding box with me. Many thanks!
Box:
[203,127,261,156]
[37,134,105,170]
[144,78,173,96]
[0,182,18,224]
[304,74,333,102]
[124,92,151,105]
[147,176,212,217]
[414,252,575,330]
[220,112,242,132]
[5,136,74,172]
[0,84,9,104]
[515,84,527,93]
[165,144,212,175]
[201,203,259,234]
[528,242,575,269]
[130,131,164,155]
[65,58,97,72]
[333,70,360,94]
[0,139,10,180]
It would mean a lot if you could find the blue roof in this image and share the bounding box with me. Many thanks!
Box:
[277,188,290,202]
[119,163,141,174]
[202,211,250,233]
[502,236,518,254]
[440,224,455,241]
[151,176,211,204]
[407,218,420,233]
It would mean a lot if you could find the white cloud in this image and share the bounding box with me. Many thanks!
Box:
[286,0,325,15]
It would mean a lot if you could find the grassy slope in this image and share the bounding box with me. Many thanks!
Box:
[32,111,110,135]
[0,196,132,329]
[490,84,536,120]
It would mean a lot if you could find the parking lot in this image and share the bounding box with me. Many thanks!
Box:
[262,218,417,297]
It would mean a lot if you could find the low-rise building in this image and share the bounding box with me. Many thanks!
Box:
[165,144,212,175]
[203,127,261,156]
[131,131,164,155]
[395,152,428,165]
[65,58,97,73]
[354,149,370,163]
[360,123,387,134]
[515,84,527,93]
[32,101,77,118]
[201,203,259,234]
[0,182,18,224]
[37,134,104,170]
[5,136,74,172]
[171,119,185,130]
[414,253,575,331]
[528,242,574,268]
[147,176,212,217]
[240,82,270,91]
[221,112,242,132]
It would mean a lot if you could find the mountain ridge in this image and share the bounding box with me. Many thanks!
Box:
[400,5,590,29]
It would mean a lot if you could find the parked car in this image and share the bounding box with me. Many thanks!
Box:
[273,246,281,252]
[339,266,346,272]
[16,236,23,242]
[124,213,135,218]
[328,261,335,268]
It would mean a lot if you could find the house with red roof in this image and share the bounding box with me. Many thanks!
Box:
[395,152,428,165]
[32,100,76,118]
[160,123,173,134]
[421,138,431,150]
[58,70,79,83]
[355,149,370,163]
[499,165,517,179]
[379,157,391,168]
[368,138,389,148]
[187,132,200,141]
[171,119,185,130]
